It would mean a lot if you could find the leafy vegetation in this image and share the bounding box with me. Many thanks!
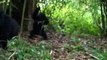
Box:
[41,0,101,36]
[0,0,107,60]
[0,37,52,60]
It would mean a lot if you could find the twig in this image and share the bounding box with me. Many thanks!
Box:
[8,51,16,60]
[19,0,27,40]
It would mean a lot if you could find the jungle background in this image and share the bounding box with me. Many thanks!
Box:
[0,0,107,60]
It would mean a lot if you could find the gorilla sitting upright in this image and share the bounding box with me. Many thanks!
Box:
[29,7,49,40]
[0,11,19,49]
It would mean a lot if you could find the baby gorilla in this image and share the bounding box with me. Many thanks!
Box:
[29,7,49,40]
[0,11,19,49]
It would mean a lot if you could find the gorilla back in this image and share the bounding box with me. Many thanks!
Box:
[0,11,19,49]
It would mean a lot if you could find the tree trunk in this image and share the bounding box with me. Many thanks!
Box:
[100,0,107,37]
[6,0,39,31]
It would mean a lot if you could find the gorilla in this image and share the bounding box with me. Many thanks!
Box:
[29,7,49,40]
[0,11,19,49]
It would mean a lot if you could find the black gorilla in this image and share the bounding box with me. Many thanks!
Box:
[0,11,19,49]
[29,7,49,40]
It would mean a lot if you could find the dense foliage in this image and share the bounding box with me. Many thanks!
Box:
[0,37,52,60]
[0,0,107,60]
[39,0,101,36]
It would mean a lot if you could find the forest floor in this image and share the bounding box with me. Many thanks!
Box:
[22,31,107,60]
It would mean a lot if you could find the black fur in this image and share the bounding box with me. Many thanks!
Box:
[0,11,19,49]
[29,7,49,40]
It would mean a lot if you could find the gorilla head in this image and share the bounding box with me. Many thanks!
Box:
[36,13,49,25]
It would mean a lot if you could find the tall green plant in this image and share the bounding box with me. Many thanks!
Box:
[39,0,101,36]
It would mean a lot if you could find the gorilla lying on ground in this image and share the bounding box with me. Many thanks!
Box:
[0,11,19,49]
[29,7,49,40]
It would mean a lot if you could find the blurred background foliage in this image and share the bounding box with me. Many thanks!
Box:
[39,0,101,36]
[0,0,107,60]
[0,0,105,37]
